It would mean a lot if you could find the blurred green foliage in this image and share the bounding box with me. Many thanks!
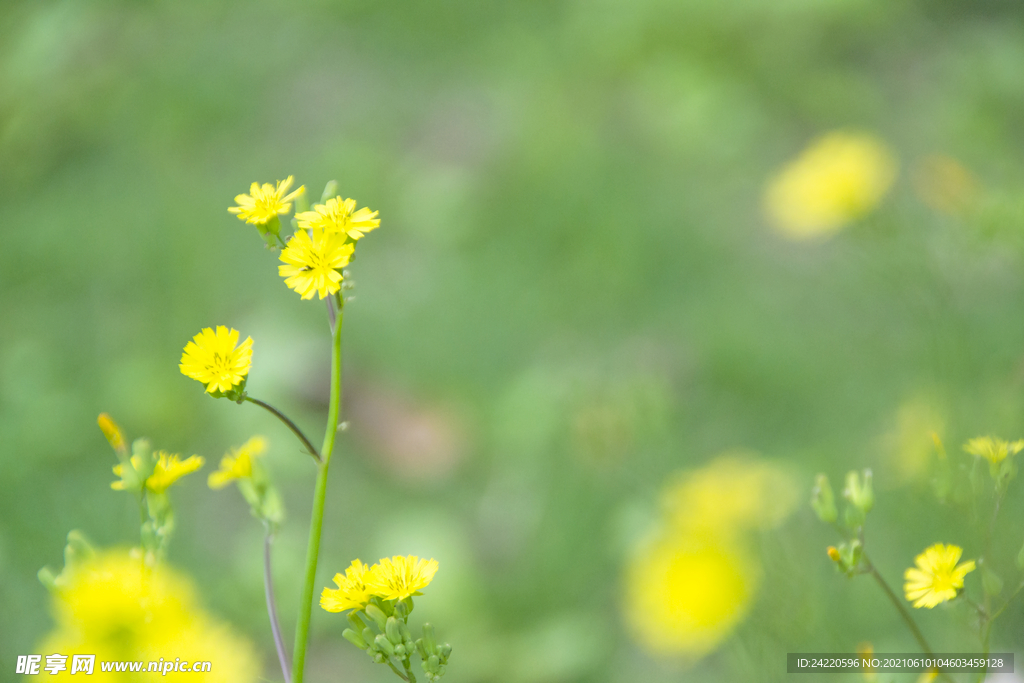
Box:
[3,0,1024,681]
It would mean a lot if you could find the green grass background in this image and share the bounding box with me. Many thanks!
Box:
[2,0,1024,680]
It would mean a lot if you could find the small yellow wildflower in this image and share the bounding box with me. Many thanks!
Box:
[903,543,975,608]
[229,176,304,225]
[295,196,380,241]
[764,131,897,239]
[112,451,204,493]
[366,555,439,601]
[320,559,376,612]
[179,326,253,394]
[208,436,268,489]
[97,413,126,453]
[278,228,354,300]
[963,436,1024,466]
[625,533,757,657]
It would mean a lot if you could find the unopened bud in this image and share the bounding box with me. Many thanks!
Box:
[827,546,841,563]
[97,413,126,454]
[375,633,396,657]
[343,628,368,650]
[386,616,403,645]
[811,474,837,524]
[365,603,388,630]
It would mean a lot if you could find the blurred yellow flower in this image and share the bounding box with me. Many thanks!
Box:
[97,413,126,453]
[764,131,897,239]
[278,228,354,300]
[112,452,203,493]
[208,436,267,489]
[295,196,380,241]
[228,176,304,225]
[903,543,975,608]
[179,326,253,394]
[320,559,375,612]
[366,555,439,601]
[661,453,798,538]
[39,549,259,682]
[885,398,946,482]
[963,436,1024,466]
[625,533,757,657]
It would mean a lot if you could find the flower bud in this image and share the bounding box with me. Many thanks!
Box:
[375,633,396,657]
[97,413,127,454]
[362,627,377,650]
[811,474,837,523]
[343,628,368,650]
[438,643,452,662]
[365,603,388,630]
[422,623,437,654]
[826,546,841,563]
[386,616,403,645]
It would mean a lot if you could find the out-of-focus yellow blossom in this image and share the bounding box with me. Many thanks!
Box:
[111,452,203,493]
[295,196,380,241]
[320,559,376,612]
[228,176,304,225]
[764,131,898,239]
[857,643,877,682]
[661,453,798,538]
[278,228,354,300]
[179,326,253,394]
[208,436,267,489]
[39,549,259,682]
[884,398,946,482]
[903,543,975,608]
[912,154,979,216]
[97,413,126,453]
[366,555,439,601]
[625,533,757,658]
[963,436,1024,466]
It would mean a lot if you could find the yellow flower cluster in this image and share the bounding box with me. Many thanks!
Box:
[764,131,897,239]
[963,436,1024,466]
[320,555,439,613]
[624,453,796,659]
[111,451,204,493]
[904,543,975,609]
[228,176,304,226]
[39,549,259,682]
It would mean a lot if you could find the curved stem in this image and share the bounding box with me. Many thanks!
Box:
[264,533,291,683]
[864,555,957,683]
[386,660,410,682]
[244,396,321,463]
[292,306,343,683]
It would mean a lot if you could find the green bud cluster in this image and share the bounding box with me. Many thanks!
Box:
[340,596,452,682]
[812,470,874,578]
[38,530,97,592]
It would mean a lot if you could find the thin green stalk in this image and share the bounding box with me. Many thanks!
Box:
[386,660,410,682]
[264,532,291,683]
[292,306,344,683]
[244,396,321,462]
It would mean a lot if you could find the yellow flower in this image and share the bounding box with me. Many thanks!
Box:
[97,413,126,453]
[228,176,304,225]
[179,326,253,394]
[208,436,267,489]
[624,532,757,657]
[320,559,376,612]
[764,131,897,239]
[963,436,1024,466]
[366,555,439,601]
[40,549,260,682]
[278,228,354,300]
[661,453,798,538]
[903,543,975,608]
[112,452,204,493]
[295,196,380,241]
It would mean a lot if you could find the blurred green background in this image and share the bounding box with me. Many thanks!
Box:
[3,0,1024,680]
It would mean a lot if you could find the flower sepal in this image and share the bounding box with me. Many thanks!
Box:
[206,379,247,402]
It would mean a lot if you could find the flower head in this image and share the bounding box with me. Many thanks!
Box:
[112,451,204,493]
[295,196,380,241]
[365,555,439,602]
[764,131,897,239]
[278,228,354,300]
[179,326,253,394]
[320,560,376,613]
[904,543,975,608]
[229,176,304,225]
[963,436,1024,466]
[625,533,757,657]
[208,436,268,489]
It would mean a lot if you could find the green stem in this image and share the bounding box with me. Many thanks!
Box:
[292,306,344,683]
[386,660,410,682]
[244,396,321,462]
